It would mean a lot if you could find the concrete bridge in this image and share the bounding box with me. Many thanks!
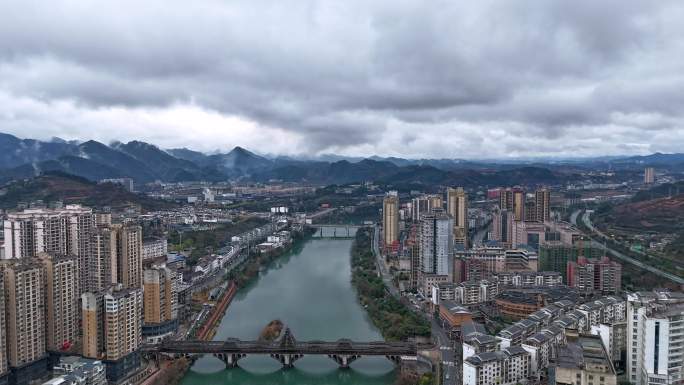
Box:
[142,328,426,369]
[309,224,364,239]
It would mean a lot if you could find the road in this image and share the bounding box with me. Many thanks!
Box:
[307,207,337,220]
[372,225,459,384]
[572,210,684,285]
[432,318,459,385]
[569,209,581,227]
[372,225,401,298]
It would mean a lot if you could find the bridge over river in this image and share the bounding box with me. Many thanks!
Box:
[144,328,428,369]
[309,224,364,239]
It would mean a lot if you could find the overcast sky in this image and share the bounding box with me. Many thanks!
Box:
[1,1,683,159]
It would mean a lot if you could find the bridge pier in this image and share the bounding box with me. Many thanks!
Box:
[327,354,360,368]
[386,355,402,365]
[270,353,303,368]
[214,353,246,368]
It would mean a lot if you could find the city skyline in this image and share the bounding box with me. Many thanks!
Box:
[1,1,684,158]
[0,2,683,385]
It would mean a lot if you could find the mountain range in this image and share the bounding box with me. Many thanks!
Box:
[0,132,681,187]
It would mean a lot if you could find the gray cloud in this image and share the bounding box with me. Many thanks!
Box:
[0,0,683,158]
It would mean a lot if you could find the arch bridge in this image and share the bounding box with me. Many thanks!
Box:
[142,328,426,369]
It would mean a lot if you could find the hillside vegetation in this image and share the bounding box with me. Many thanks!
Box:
[0,171,177,211]
[351,227,430,341]
[607,194,684,232]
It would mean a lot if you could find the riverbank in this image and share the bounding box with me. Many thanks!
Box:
[350,227,430,341]
[228,227,315,289]
[195,282,238,340]
[149,227,314,385]
[181,234,398,385]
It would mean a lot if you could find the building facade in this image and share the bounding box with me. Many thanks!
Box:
[2,262,46,368]
[535,189,551,223]
[419,209,453,277]
[0,272,6,377]
[550,332,617,385]
[113,225,143,289]
[3,205,94,262]
[463,346,531,385]
[103,288,143,361]
[382,192,399,250]
[89,226,118,293]
[491,209,514,246]
[81,291,105,359]
[142,238,168,261]
[626,291,684,385]
[567,256,621,294]
[143,266,178,343]
[447,187,469,249]
[539,242,601,282]
[39,254,80,352]
[513,190,526,222]
[644,167,655,184]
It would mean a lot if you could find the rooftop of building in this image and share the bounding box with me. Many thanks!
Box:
[498,324,522,338]
[529,310,553,321]
[465,347,529,366]
[104,286,142,299]
[526,331,552,345]
[554,334,615,374]
[461,321,487,338]
[652,303,684,318]
[437,282,458,290]
[496,290,543,305]
[636,290,684,304]
[440,300,472,315]
[554,315,578,328]
[507,244,538,254]
[464,332,499,346]
[553,299,576,309]
[462,280,494,288]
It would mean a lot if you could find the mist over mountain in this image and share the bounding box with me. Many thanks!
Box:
[0,132,681,186]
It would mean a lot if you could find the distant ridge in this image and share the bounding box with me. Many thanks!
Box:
[0,132,681,185]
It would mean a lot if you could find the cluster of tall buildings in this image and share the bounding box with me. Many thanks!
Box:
[540,242,622,295]
[385,185,623,308]
[0,205,177,384]
[567,256,622,294]
[490,188,550,247]
[382,188,469,295]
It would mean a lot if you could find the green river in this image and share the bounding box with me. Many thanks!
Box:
[180,233,396,385]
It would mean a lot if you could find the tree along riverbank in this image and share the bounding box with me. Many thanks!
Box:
[227,227,315,289]
[351,227,430,341]
[157,227,315,385]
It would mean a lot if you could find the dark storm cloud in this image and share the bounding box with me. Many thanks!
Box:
[0,0,683,157]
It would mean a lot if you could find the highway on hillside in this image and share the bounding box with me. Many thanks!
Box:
[571,210,684,285]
